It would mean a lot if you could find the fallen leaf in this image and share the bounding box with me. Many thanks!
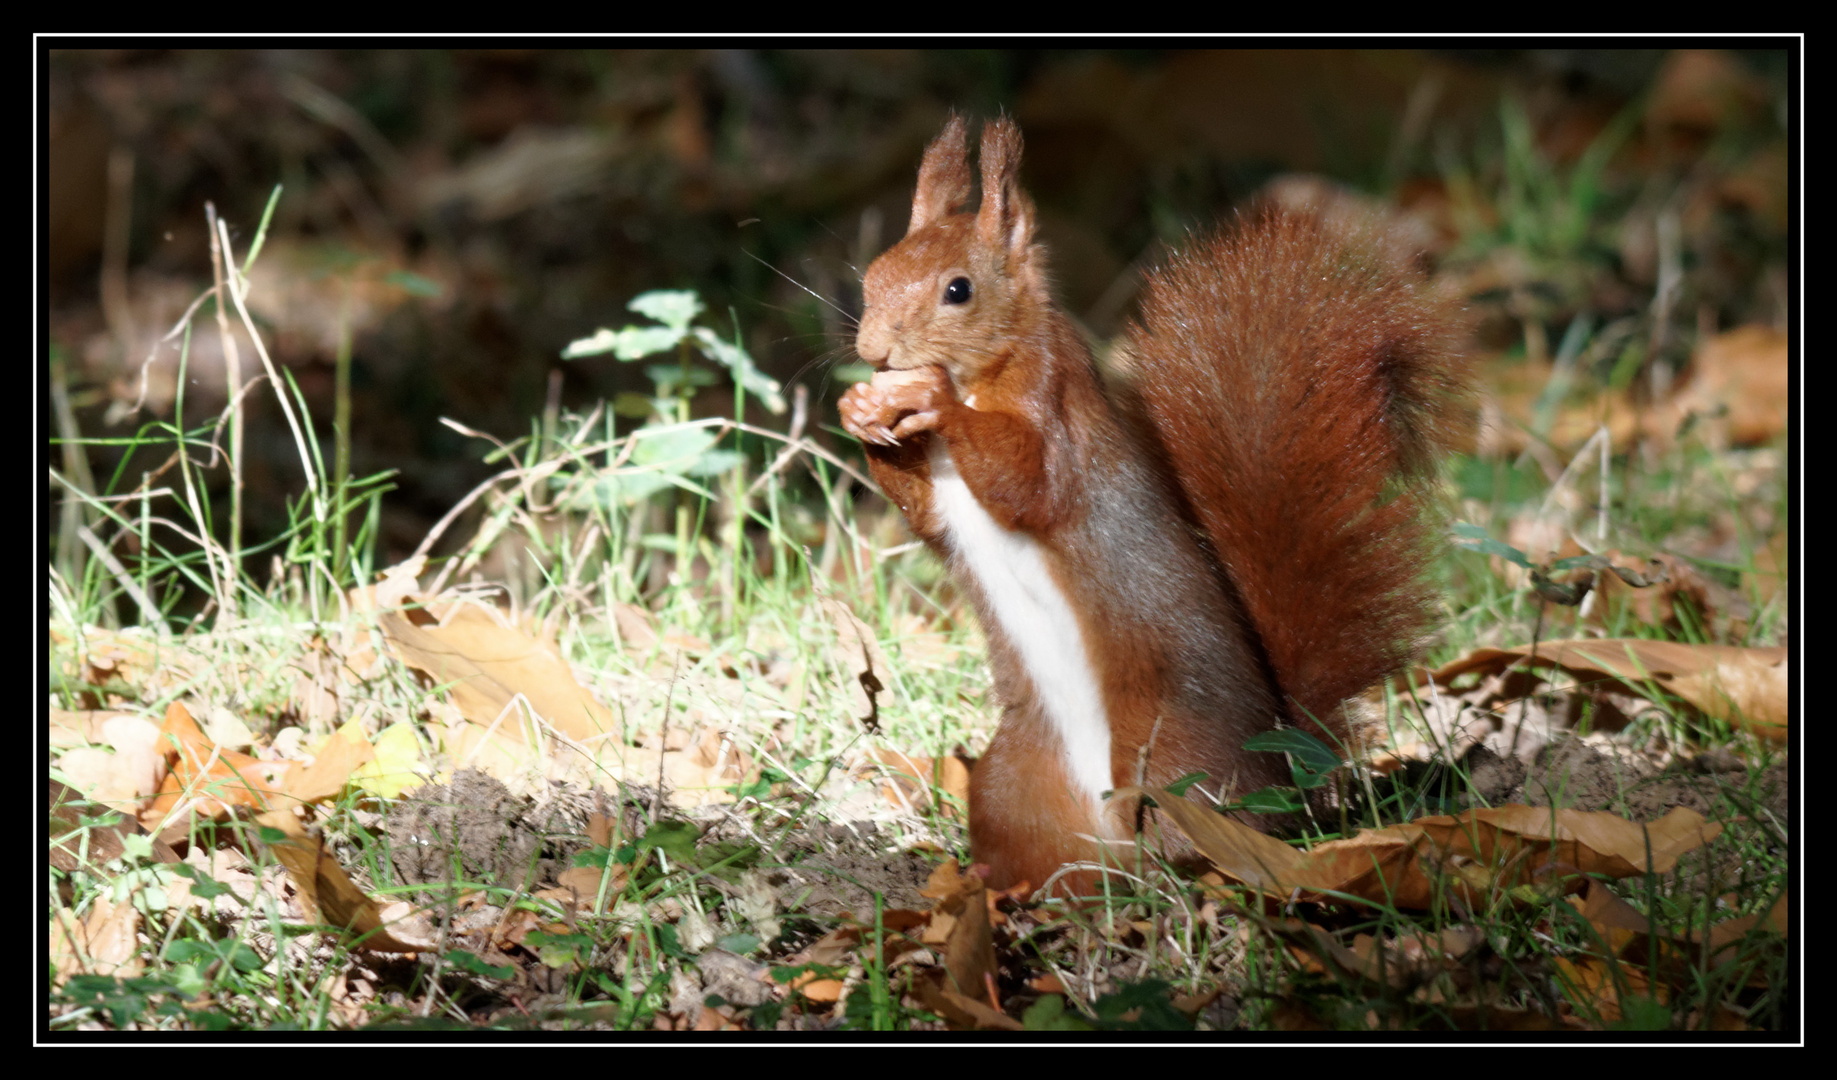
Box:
[143,703,292,830]
[379,604,616,743]
[58,893,144,982]
[48,708,138,747]
[920,860,997,1003]
[790,976,845,1003]
[255,806,436,953]
[1134,789,1723,910]
[557,864,626,912]
[585,810,614,849]
[820,597,889,731]
[870,748,971,819]
[611,602,660,651]
[55,713,166,811]
[1411,640,1787,742]
[49,779,178,873]
[935,987,1022,1030]
[1671,325,1788,447]
[351,722,423,799]
[285,719,377,804]
[787,926,862,969]
[370,556,428,611]
[1028,973,1067,995]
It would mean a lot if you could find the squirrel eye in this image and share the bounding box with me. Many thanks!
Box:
[943,276,972,305]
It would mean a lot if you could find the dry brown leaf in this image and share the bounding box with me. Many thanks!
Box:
[1117,786,1306,897]
[790,976,845,1003]
[1350,926,1485,980]
[788,926,862,969]
[918,859,997,1003]
[1423,804,1723,878]
[820,596,889,731]
[379,605,615,743]
[433,708,541,781]
[49,894,144,985]
[57,626,179,692]
[557,864,626,912]
[870,748,971,819]
[692,1004,747,1031]
[779,923,859,1002]
[1138,789,1722,909]
[1477,358,1645,456]
[587,738,750,809]
[55,713,166,811]
[82,894,143,976]
[610,602,659,651]
[1475,324,1786,459]
[287,638,344,731]
[1028,973,1067,995]
[370,556,428,611]
[143,703,293,830]
[689,726,754,781]
[1583,552,1716,633]
[165,848,258,915]
[1269,917,1392,984]
[49,779,177,872]
[1554,954,1665,1026]
[1566,878,1784,991]
[585,810,614,849]
[284,723,376,805]
[255,807,436,953]
[907,967,1020,1031]
[935,987,1022,1030]
[1418,639,1787,742]
[49,708,143,748]
[1672,325,1788,447]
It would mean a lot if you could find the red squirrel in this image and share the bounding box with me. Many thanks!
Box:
[839,116,1470,894]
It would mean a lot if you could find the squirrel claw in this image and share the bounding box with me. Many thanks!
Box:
[891,410,942,439]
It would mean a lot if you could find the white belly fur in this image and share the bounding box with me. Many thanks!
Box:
[927,443,1111,807]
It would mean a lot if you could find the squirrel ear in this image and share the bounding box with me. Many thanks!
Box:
[975,118,1037,267]
[909,115,973,234]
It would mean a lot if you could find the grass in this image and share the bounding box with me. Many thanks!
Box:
[46,91,1790,1034]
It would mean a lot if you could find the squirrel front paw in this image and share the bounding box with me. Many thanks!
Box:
[840,366,954,445]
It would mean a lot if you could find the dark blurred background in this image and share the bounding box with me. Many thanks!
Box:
[45,48,1791,577]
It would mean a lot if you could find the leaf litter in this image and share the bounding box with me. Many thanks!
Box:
[49,564,1786,1031]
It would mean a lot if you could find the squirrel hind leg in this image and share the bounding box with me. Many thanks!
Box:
[969,711,1123,896]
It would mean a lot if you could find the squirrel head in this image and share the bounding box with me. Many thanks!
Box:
[856,116,1054,386]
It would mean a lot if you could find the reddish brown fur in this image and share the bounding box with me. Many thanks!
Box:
[1126,214,1468,732]
[842,118,1468,894]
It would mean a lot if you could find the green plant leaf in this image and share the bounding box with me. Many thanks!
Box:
[444,949,516,981]
[636,819,701,862]
[1243,729,1340,775]
[715,933,760,955]
[573,846,614,869]
[628,290,705,332]
[1452,523,1534,568]
[631,424,721,467]
[1090,979,1190,1031]
[691,326,784,413]
[1236,786,1305,814]
[560,324,684,361]
[381,270,442,298]
[1164,771,1209,797]
[523,930,592,968]
[171,863,233,900]
[685,448,745,478]
[1022,994,1094,1030]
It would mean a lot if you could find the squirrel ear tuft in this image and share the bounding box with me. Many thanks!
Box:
[910,114,974,235]
[975,117,1037,268]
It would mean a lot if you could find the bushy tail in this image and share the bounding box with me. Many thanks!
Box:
[1124,209,1471,736]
